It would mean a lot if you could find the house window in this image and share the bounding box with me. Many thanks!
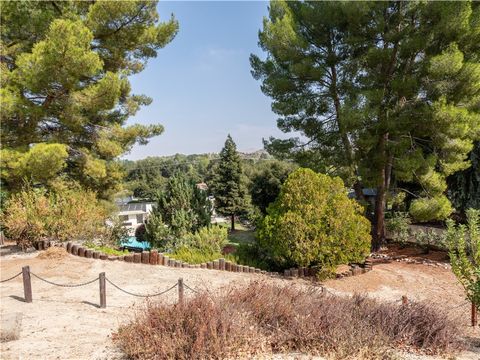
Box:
[136,214,144,224]
[119,215,129,222]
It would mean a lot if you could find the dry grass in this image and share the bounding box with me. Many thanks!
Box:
[36,246,68,260]
[114,281,465,360]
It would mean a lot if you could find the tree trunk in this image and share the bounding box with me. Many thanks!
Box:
[329,58,365,203]
[353,181,365,203]
[373,183,386,252]
[372,133,389,252]
[231,214,235,231]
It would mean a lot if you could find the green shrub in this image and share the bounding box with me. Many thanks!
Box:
[257,168,371,273]
[183,226,228,253]
[386,212,411,245]
[169,246,223,264]
[447,209,480,308]
[226,242,270,270]
[166,226,229,263]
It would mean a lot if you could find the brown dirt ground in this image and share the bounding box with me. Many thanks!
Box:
[1,245,479,360]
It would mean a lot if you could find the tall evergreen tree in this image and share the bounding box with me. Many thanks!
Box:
[251,0,480,250]
[0,1,178,198]
[210,135,249,230]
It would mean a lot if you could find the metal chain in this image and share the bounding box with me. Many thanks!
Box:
[183,283,198,293]
[0,272,22,283]
[31,272,99,287]
[105,278,177,298]
[323,287,336,296]
[445,301,470,313]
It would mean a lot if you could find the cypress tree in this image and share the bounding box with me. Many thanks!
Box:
[210,135,249,230]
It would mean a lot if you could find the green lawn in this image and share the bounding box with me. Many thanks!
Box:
[228,228,256,245]
[216,221,256,245]
[84,243,129,256]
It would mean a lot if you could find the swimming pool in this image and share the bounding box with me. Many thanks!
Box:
[119,236,151,252]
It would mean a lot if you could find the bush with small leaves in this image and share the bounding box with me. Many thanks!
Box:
[257,168,371,274]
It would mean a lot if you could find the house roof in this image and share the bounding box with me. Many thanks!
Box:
[196,182,208,191]
[348,188,377,198]
[118,202,153,213]
[362,188,377,196]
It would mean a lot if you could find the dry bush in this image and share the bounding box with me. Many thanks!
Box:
[114,293,267,360]
[2,183,110,249]
[114,281,465,360]
[37,247,68,260]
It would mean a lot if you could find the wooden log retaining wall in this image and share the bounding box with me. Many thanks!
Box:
[38,241,373,280]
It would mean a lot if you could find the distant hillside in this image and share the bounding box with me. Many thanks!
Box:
[123,150,273,165]
[238,149,273,160]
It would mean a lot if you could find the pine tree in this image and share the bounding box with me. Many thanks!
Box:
[251,1,480,250]
[210,135,249,230]
[0,1,178,198]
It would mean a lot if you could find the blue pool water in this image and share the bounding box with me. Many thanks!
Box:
[120,236,151,251]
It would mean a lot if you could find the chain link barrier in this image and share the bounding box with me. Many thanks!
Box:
[444,301,470,313]
[31,272,99,287]
[183,283,198,293]
[0,272,22,283]
[105,277,178,298]
[312,287,470,316]
[10,266,470,319]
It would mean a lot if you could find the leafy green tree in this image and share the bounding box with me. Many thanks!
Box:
[124,157,169,200]
[257,168,371,274]
[250,160,296,214]
[447,209,480,309]
[1,1,178,199]
[251,1,480,250]
[124,154,213,200]
[210,135,249,230]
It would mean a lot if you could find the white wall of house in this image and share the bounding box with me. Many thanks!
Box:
[117,202,154,236]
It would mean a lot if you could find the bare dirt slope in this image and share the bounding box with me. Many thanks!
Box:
[0,251,259,360]
[1,248,479,360]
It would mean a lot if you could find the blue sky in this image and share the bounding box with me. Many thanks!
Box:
[125,1,286,160]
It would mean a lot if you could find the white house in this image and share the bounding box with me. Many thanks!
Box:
[117,201,155,236]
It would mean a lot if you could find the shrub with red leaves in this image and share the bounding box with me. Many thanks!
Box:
[114,281,464,360]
